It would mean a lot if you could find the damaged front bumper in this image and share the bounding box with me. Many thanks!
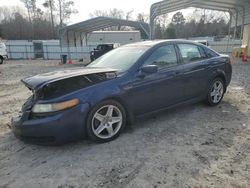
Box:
[11,103,90,145]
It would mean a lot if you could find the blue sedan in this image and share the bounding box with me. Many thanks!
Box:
[11,40,232,144]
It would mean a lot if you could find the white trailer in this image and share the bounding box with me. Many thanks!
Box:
[84,31,141,46]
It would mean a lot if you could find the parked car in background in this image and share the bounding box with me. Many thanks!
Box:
[90,43,120,62]
[0,42,8,64]
[12,40,232,144]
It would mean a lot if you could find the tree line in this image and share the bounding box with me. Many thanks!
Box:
[0,0,77,40]
[153,10,229,39]
[89,9,229,40]
[0,5,230,40]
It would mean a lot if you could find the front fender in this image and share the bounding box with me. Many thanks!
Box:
[83,78,134,124]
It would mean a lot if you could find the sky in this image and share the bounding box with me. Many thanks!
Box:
[2,0,194,24]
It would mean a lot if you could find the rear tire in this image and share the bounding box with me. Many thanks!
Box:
[206,78,225,106]
[86,100,126,143]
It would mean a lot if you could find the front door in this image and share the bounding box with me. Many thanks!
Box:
[128,44,185,116]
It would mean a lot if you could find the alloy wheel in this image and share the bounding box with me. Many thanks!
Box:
[210,80,224,103]
[91,105,123,139]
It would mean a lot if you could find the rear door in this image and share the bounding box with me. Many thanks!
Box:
[176,43,209,99]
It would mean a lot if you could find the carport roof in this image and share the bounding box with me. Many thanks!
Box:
[60,16,150,38]
[150,0,250,39]
[150,0,250,19]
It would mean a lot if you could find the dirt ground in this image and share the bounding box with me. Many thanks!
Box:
[0,60,250,188]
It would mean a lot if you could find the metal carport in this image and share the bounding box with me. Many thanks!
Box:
[60,17,149,48]
[149,0,250,56]
[59,16,149,60]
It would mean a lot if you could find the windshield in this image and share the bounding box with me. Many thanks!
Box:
[87,46,149,72]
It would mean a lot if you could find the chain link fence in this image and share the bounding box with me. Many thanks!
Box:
[5,40,242,61]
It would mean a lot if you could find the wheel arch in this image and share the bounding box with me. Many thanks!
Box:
[104,96,134,125]
[85,96,129,142]
[211,70,227,92]
[88,95,134,126]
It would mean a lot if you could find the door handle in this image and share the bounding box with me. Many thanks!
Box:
[174,71,183,76]
[123,85,133,90]
[165,71,181,78]
[205,65,212,69]
[204,62,212,68]
[175,71,182,75]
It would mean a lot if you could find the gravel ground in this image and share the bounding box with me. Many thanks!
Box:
[0,60,250,188]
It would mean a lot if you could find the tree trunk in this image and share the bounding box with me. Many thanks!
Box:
[58,0,63,28]
[27,5,33,40]
[49,0,55,38]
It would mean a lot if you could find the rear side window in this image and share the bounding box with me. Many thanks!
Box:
[204,47,219,58]
[198,46,207,59]
[177,44,204,63]
[144,45,178,69]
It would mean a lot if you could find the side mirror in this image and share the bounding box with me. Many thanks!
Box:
[141,65,158,74]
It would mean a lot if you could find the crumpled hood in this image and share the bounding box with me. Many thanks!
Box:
[21,67,117,91]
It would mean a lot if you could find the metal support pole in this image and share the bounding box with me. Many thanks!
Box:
[59,29,63,58]
[240,8,245,41]
[73,32,77,60]
[74,32,77,47]
[234,11,238,40]
[226,12,232,54]
[8,45,11,59]
[150,12,157,40]
[149,4,157,40]
[85,33,91,62]
[150,16,154,40]
[80,32,83,60]
[140,23,150,39]
[30,45,32,59]
[85,33,88,46]
[66,31,71,60]
[80,33,83,47]
[46,45,48,60]
[25,45,28,59]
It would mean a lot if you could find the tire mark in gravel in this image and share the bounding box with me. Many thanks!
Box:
[96,162,145,188]
[193,151,211,167]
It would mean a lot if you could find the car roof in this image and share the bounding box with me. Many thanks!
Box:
[98,43,119,45]
[123,39,202,48]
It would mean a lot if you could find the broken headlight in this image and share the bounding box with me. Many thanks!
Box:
[32,99,79,113]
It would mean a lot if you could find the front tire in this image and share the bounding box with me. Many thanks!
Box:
[86,100,126,143]
[206,78,225,106]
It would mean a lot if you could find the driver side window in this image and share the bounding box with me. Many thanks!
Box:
[144,45,178,69]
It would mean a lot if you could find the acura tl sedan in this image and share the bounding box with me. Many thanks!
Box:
[11,40,232,144]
